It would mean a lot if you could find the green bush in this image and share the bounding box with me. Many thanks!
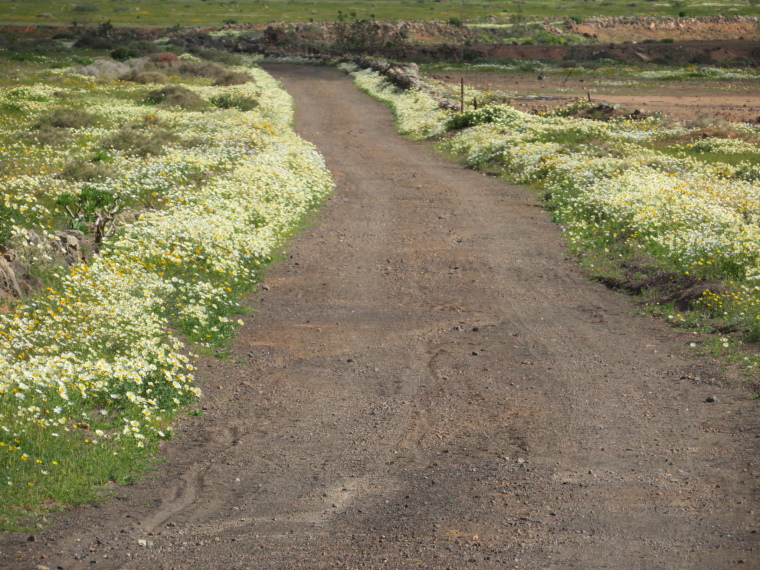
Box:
[214,72,254,86]
[58,158,115,182]
[210,93,258,111]
[143,86,207,111]
[25,126,70,146]
[734,164,760,182]
[178,60,228,80]
[448,105,515,130]
[71,3,98,13]
[190,47,244,67]
[111,41,160,61]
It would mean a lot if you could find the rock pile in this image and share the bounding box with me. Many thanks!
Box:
[0,231,93,301]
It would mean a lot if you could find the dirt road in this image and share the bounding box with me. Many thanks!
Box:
[2,65,758,569]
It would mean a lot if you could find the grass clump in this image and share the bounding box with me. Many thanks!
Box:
[123,70,169,84]
[35,107,96,129]
[210,93,258,111]
[0,431,156,532]
[110,40,160,62]
[178,60,228,81]
[99,122,178,157]
[143,86,207,111]
[57,158,115,182]
[214,72,254,86]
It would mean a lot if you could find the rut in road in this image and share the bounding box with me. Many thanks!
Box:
[2,65,757,570]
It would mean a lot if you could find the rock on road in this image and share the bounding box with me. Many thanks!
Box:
[1,65,757,569]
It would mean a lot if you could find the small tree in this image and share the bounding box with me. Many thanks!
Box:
[55,186,122,249]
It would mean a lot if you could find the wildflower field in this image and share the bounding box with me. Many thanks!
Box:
[345,64,760,359]
[0,54,332,529]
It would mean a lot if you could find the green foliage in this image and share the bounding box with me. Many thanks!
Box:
[143,86,207,111]
[534,31,568,45]
[110,40,160,61]
[0,429,156,532]
[91,150,112,163]
[56,186,122,245]
[734,164,760,182]
[71,3,99,13]
[191,48,245,67]
[210,93,258,112]
[0,56,334,530]
[56,186,118,225]
[0,203,23,245]
[447,105,515,130]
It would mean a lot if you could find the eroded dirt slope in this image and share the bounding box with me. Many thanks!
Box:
[1,65,757,569]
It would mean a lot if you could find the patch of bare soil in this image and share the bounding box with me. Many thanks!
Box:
[433,70,760,124]
[571,17,760,43]
[1,65,758,569]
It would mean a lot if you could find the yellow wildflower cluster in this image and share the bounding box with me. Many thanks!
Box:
[0,63,333,492]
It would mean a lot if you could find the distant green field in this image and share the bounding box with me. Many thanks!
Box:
[1,0,756,28]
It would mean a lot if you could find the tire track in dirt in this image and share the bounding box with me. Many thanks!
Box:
[1,64,757,569]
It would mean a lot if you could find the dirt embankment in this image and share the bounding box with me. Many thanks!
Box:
[571,15,760,43]
[3,15,759,67]
[408,38,760,66]
[1,64,757,570]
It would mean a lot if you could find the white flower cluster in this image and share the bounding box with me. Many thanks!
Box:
[349,67,760,334]
[0,66,333,457]
[444,105,760,331]
[347,67,451,139]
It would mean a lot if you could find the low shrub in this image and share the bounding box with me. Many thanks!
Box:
[111,41,160,62]
[689,53,717,65]
[190,47,244,66]
[71,3,98,13]
[24,126,70,146]
[58,158,115,182]
[124,70,168,84]
[99,123,178,157]
[151,52,179,66]
[73,35,122,50]
[35,107,96,129]
[71,58,130,79]
[210,93,258,111]
[143,86,207,111]
[178,60,227,81]
[214,72,254,86]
